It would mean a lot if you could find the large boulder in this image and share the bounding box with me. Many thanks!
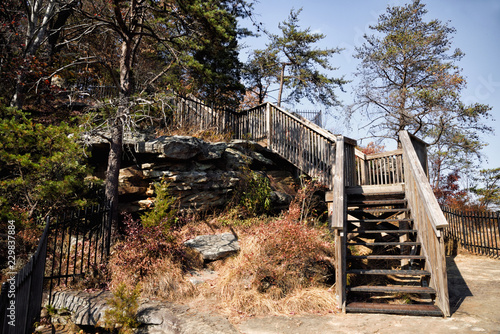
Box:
[184,233,240,261]
[135,136,205,160]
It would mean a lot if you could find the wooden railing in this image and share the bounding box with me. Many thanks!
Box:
[231,103,268,142]
[268,104,346,186]
[331,136,356,311]
[231,102,351,187]
[399,130,450,317]
[355,149,404,186]
[172,95,236,134]
[168,100,341,186]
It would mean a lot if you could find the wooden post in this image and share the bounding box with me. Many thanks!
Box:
[266,103,272,148]
[332,137,345,229]
[332,136,346,312]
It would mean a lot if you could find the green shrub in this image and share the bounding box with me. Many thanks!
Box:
[105,283,141,334]
[239,171,272,216]
[141,179,178,232]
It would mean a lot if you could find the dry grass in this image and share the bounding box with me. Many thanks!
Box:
[141,256,197,301]
[213,287,338,317]
[199,216,337,317]
[156,124,232,143]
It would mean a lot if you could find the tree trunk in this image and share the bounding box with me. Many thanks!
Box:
[11,73,26,109]
[105,38,134,233]
[277,63,286,107]
[104,116,123,234]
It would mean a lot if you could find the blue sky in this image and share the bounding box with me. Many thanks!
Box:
[238,0,500,170]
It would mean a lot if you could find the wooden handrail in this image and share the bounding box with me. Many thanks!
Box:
[364,149,403,160]
[399,131,448,233]
[399,130,450,317]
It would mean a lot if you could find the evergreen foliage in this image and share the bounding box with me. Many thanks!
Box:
[140,179,179,232]
[471,168,500,211]
[0,105,90,223]
[244,8,346,108]
[104,283,141,334]
[239,171,272,216]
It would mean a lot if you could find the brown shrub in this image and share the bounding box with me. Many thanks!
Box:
[108,214,194,300]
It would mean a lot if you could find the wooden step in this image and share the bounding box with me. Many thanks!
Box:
[347,254,425,260]
[348,208,410,214]
[347,199,407,207]
[349,229,417,234]
[345,185,404,195]
[347,241,420,247]
[348,218,413,224]
[346,302,443,316]
[347,285,436,294]
[347,269,431,276]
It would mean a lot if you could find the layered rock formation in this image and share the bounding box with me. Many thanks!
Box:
[116,136,297,212]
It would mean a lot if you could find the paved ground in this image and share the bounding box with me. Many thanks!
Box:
[236,253,500,334]
[41,253,500,333]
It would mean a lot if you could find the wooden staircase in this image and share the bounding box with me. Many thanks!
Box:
[344,190,443,316]
[175,99,450,317]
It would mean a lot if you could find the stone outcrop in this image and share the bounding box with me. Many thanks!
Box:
[48,290,112,327]
[184,233,239,261]
[117,136,298,212]
[46,290,239,334]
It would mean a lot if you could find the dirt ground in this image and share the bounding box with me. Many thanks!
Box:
[236,252,500,334]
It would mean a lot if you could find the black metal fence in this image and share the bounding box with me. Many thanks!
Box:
[292,110,323,127]
[0,219,50,334]
[45,202,112,304]
[0,200,111,333]
[442,206,500,258]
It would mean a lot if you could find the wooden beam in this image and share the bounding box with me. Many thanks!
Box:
[355,148,366,160]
